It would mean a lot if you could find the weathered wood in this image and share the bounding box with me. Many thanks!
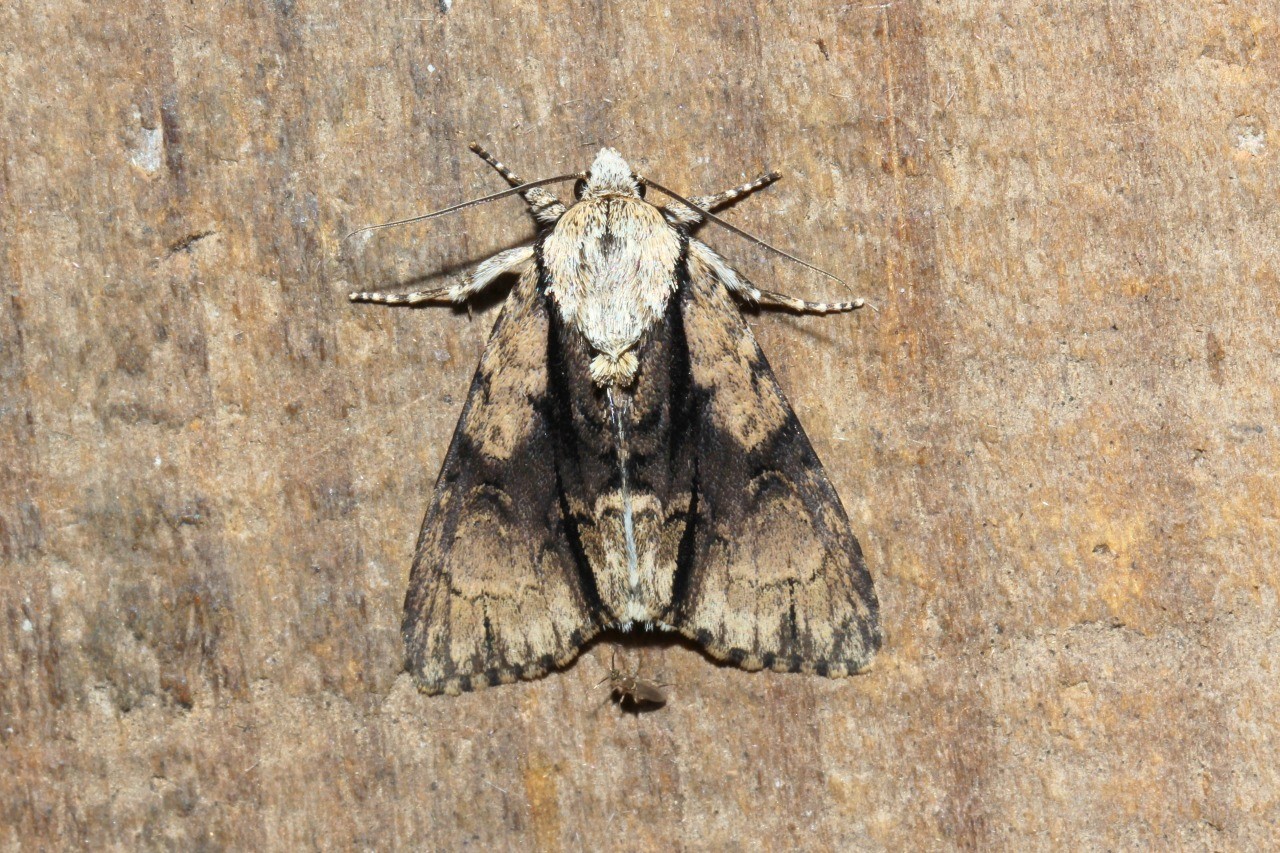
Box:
[2,0,1276,848]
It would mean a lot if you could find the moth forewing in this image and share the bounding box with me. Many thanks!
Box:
[351,145,881,696]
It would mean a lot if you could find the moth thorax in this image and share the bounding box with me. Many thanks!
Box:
[590,350,639,386]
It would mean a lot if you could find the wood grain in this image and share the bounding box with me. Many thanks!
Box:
[2,0,1276,848]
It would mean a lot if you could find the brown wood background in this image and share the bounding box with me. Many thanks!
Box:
[2,0,1277,849]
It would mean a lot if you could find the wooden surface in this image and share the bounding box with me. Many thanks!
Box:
[2,0,1277,849]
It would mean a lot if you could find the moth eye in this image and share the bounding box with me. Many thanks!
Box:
[635,181,647,199]
[574,178,587,200]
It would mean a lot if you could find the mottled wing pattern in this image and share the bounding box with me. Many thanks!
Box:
[403,265,600,695]
[672,251,882,675]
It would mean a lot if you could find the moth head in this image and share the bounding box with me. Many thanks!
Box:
[576,148,646,201]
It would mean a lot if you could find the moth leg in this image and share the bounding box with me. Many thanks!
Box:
[753,289,865,313]
[348,245,534,306]
[469,142,566,224]
[661,171,780,226]
[687,239,865,313]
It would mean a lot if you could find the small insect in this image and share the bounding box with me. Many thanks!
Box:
[599,653,669,708]
[349,143,882,696]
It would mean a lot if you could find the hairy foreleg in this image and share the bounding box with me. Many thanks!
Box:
[348,245,535,306]
[661,171,780,226]
[688,240,864,313]
[469,143,566,224]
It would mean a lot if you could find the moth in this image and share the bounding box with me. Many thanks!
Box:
[349,143,881,696]
[599,652,669,708]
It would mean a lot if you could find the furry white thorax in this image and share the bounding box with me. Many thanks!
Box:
[542,149,682,386]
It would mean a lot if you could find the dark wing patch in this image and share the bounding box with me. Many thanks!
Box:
[403,266,599,695]
[672,251,881,675]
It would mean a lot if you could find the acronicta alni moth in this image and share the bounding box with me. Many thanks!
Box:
[349,143,881,696]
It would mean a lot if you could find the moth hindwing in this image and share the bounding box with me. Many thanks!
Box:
[351,144,881,695]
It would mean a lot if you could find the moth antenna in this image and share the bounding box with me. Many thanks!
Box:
[641,178,846,285]
[342,174,581,243]
[595,650,617,688]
